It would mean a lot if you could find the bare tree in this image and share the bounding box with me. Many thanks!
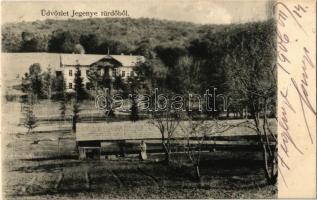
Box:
[224,27,278,184]
[149,92,181,164]
[179,115,250,182]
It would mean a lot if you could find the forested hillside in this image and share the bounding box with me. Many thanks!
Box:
[2,17,273,58]
[2,18,200,54]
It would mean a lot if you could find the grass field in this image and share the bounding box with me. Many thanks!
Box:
[2,101,277,199]
[3,153,276,199]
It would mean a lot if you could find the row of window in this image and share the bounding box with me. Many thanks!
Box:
[68,82,91,89]
[120,71,135,77]
[69,69,86,76]
[68,69,134,77]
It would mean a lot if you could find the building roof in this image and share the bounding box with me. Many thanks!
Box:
[111,55,145,67]
[75,119,259,142]
[61,54,145,67]
[76,121,163,141]
[60,54,105,66]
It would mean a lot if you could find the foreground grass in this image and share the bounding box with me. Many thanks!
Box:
[3,153,276,199]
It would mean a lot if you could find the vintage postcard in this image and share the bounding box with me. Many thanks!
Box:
[1,0,316,199]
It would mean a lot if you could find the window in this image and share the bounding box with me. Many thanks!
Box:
[130,71,134,77]
[69,69,73,76]
[69,83,73,89]
[127,71,130,77]
[121,71,125,77]
[114,68,119,76]
[56,71,62,77]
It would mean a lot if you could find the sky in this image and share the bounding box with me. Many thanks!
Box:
[1,0,274,25]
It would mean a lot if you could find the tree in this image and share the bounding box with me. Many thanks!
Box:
[29,63,43,101]
[155,46,187,68]
[224,22,277,184]
[179,114,249,182]
[86,66,102,98]
[42,67,54,99]
[74,65,88,101]
[74,44,85,54]
[22,83,37,134]
[23,103,37,134]
[134,58,169,91]
[48,30,76,53]
[20,32,39,52]
[149,91,181,163]
[113,75,127,92]
[59,78,67,123]
[51,74,64,100]
[87,63,115,119]
[29,63,41,75]
[72,101,80,132]
[130,97,139,122]
[187,32,229,99]
[71,65,87,132]
[79,34,99,54]
[132,39,155,59]
[128,77,140,122]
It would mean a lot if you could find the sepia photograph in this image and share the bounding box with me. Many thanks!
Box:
[1,0,314,199]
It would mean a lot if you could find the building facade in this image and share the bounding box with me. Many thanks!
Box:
[59,54,145,92]
[2,53,144,92]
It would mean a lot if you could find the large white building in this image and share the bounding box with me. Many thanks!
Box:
[60,54,145,91]
[1,53,145,92]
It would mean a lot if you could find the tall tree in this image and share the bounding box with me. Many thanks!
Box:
[48,29,76,53]
[149,91,181,163]
[29,63,43,101]
[128,77,140,122]
[224,22,277,184]
[155,46,187,68]
[71,65,87,132]
[72,101,80,132]
[59,77,67,123]
[20,32,39,52]
[22,82,37,134]
[23,102,37,134]
[74,65,88,101]
[42,67,54,99]
[79,34,99,54]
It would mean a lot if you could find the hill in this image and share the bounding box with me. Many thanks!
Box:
[1,17,265,55]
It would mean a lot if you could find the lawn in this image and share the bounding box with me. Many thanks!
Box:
[3,154,276,199]
[2,100,277,199]
[3,128,277,199]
